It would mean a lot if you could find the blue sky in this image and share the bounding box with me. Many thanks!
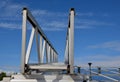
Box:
[0,0,120,72]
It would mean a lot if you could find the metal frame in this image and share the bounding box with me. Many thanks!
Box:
[64,8,75,74]
[82,67,120,81]
[91,70,119,81]
[21,8,58,74]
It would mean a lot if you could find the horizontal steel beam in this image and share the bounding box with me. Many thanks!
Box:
[27,63,68,71]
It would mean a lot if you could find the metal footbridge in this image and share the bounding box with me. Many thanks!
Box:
[10,7,83,82]
[21,7,75,74]
[2,8,120,82]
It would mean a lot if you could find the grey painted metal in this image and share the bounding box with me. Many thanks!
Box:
[25,27,35,64]
[45,43,49,63]
[65,37,68,64]
[41,40,46,63]
[64,8,75,74]
[21,9,27,74]
[53,52,54,62]
[54,53,56,62]
[51,49,53,62]
[54,52,56,62]
[35,28,41,63]
[49,46,51,63]
[64,22,69,65]
[50,48,52,62]
[68,8,75,74]
[53,52,55,62]
[28,63,68,71]
[55,53,58,62]
[47,43,50,63]
[56,53,58,62]
[39,35,43,63]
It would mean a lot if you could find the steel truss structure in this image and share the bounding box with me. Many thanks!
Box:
[2,7,120,82]
[21,8,75,74]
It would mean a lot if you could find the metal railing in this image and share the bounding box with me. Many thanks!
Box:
[75,66,120,81]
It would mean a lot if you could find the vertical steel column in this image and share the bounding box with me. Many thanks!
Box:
[68,8,75,74]
[41,40,46,63]
[46,43,49,63]
[48,45,50,63]
[50,47,52,63]
[21,8,27,74]
[51,49,53,62]
[39,35,43,63]
[35,28,40,63]
[53,52,55,62]
[56,53,58,62]
[54,53,56,62]
[55,53,58,62]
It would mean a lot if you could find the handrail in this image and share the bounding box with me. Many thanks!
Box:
[23,8,58,54]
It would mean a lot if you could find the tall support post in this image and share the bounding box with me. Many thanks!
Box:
[68,8,75,74]
[21,8,27,74]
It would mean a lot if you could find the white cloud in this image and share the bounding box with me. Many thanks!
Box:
[31,9,68,31]
[77,12,110,17]
[75,54,120,67]
[88,40,120,51]
[43,27,64,31]
[46,21,66,28]
[32,10,48,16]
[75,19,116,29]
[0,1,117,31]
[0,0,24,17]
[0,22,21,29]
[0,66,20,72]
[77,12,94,17]
[0,0,25,30]
[32,9,67,17]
